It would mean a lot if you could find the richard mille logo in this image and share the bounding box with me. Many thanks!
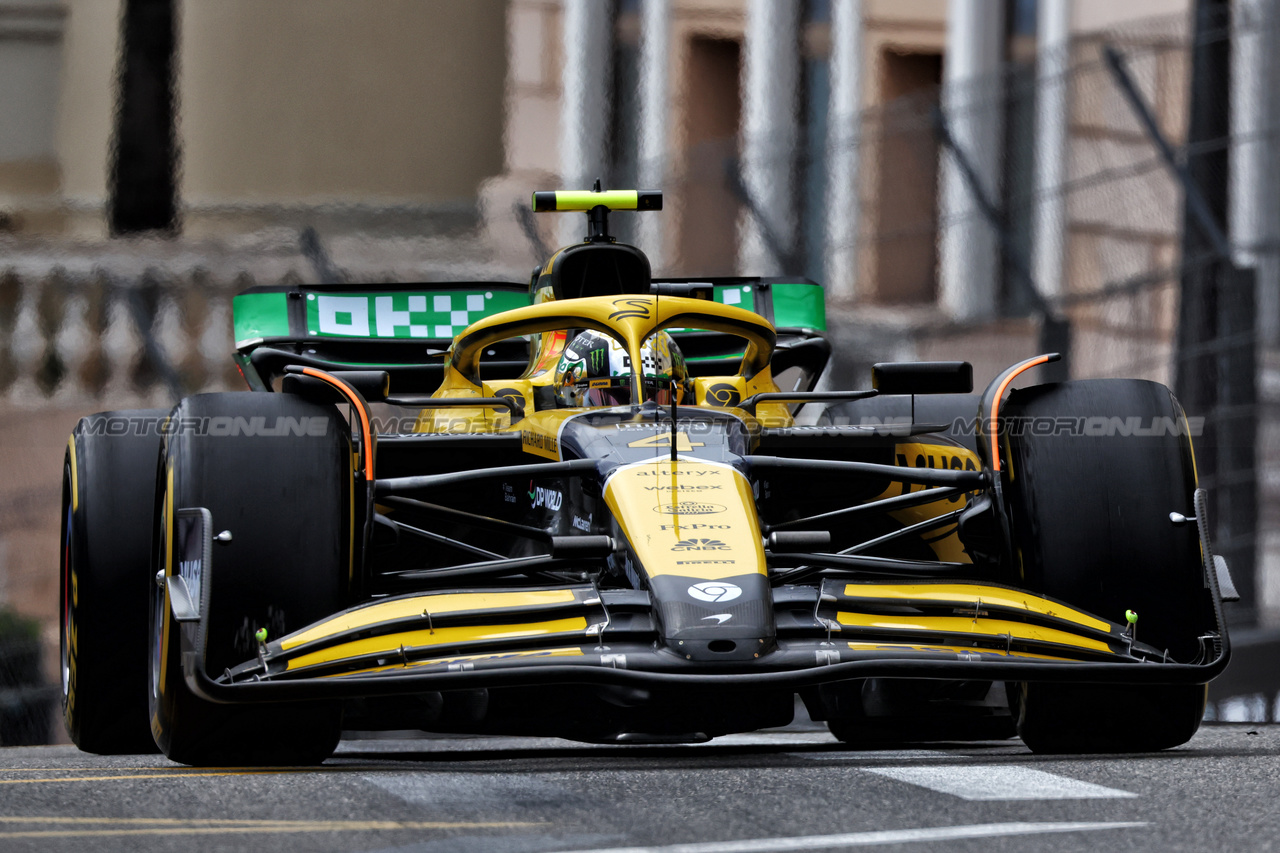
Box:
[687,581,742,603]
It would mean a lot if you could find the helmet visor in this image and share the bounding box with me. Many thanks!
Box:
[575,378,674,406]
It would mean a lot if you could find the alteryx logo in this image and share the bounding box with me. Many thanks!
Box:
[671,538,731,551]
[528,481,563,511]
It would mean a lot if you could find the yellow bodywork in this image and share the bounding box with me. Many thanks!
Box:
[282,588,580,651]
[603,458,767,580]
[841,583,1112,633]
[835,611,1112,654]
[285,616,590,672]
[867,441,982,564]
[414,294,791,437]
[330,647,586,677]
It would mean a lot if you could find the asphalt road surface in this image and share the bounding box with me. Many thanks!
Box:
[0,724,1275,853]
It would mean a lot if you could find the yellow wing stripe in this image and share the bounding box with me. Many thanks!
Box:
[284,616,590,671]
[281,589,579,651]
[325,647,586,677]
[835,611,1112,653]
[844,641,1075,661]
[841,583,1111,633]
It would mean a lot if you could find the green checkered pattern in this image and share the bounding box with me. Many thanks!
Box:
[305,291,531,339]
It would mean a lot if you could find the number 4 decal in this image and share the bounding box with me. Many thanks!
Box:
[627,433,705,451]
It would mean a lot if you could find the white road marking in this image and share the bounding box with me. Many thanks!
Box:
[542,821,1147,853]
[361,772,572,807]
[864,764,1138,800]
[705,732,834,747]
[790,749,938,761]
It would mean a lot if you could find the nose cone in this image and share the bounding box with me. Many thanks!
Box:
[648,573,775,661]
[602,459,774,661]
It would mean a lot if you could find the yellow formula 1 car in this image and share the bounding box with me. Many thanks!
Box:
[60,189,1233,765]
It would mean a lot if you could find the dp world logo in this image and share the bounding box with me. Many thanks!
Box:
[687,581,742,603]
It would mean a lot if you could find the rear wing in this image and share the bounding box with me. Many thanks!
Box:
[232,278,828,395]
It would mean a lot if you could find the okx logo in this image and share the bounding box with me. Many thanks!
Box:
[528,481,563,511]
[671,538,731,551]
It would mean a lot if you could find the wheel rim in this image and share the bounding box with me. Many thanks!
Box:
[150,477,169,704]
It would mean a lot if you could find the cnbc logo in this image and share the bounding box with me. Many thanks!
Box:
[671,538,732,551]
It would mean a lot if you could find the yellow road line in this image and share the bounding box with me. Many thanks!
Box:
[0,820,542,839]
[0,768,183,774]
[0,770,313,784]
[0,765,467,781]
[0,818,538,827]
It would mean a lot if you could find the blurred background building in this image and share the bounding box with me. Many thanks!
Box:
[2,0,1280,737]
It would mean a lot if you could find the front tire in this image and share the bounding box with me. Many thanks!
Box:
[1003,379,1212,753]
[149,392,352,765]
[60,410,167,754]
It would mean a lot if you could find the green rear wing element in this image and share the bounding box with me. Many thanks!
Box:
[231,278,828,395]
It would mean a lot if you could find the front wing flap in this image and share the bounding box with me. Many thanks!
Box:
[176,560,1228,706]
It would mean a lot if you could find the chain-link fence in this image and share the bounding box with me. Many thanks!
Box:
[3,6,1279,733]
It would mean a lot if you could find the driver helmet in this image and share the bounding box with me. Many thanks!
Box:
[554,330,691,407]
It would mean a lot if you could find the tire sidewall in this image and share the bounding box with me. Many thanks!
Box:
[147,392,351,765]
[60,411,167,755]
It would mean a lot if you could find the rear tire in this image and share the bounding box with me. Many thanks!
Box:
[60,410,167,754]
[149,393,352,765]
[1003,379,1212,753]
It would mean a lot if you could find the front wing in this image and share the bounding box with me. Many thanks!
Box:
[174,504,1231,705]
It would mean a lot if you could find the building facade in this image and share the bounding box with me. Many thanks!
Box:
[0,0,509,238]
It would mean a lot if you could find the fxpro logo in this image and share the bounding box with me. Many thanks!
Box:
[671,538,731,551]
[660,523,729,531]
[528,481,563,511]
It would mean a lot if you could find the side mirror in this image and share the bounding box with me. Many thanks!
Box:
[872,361,973,395]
